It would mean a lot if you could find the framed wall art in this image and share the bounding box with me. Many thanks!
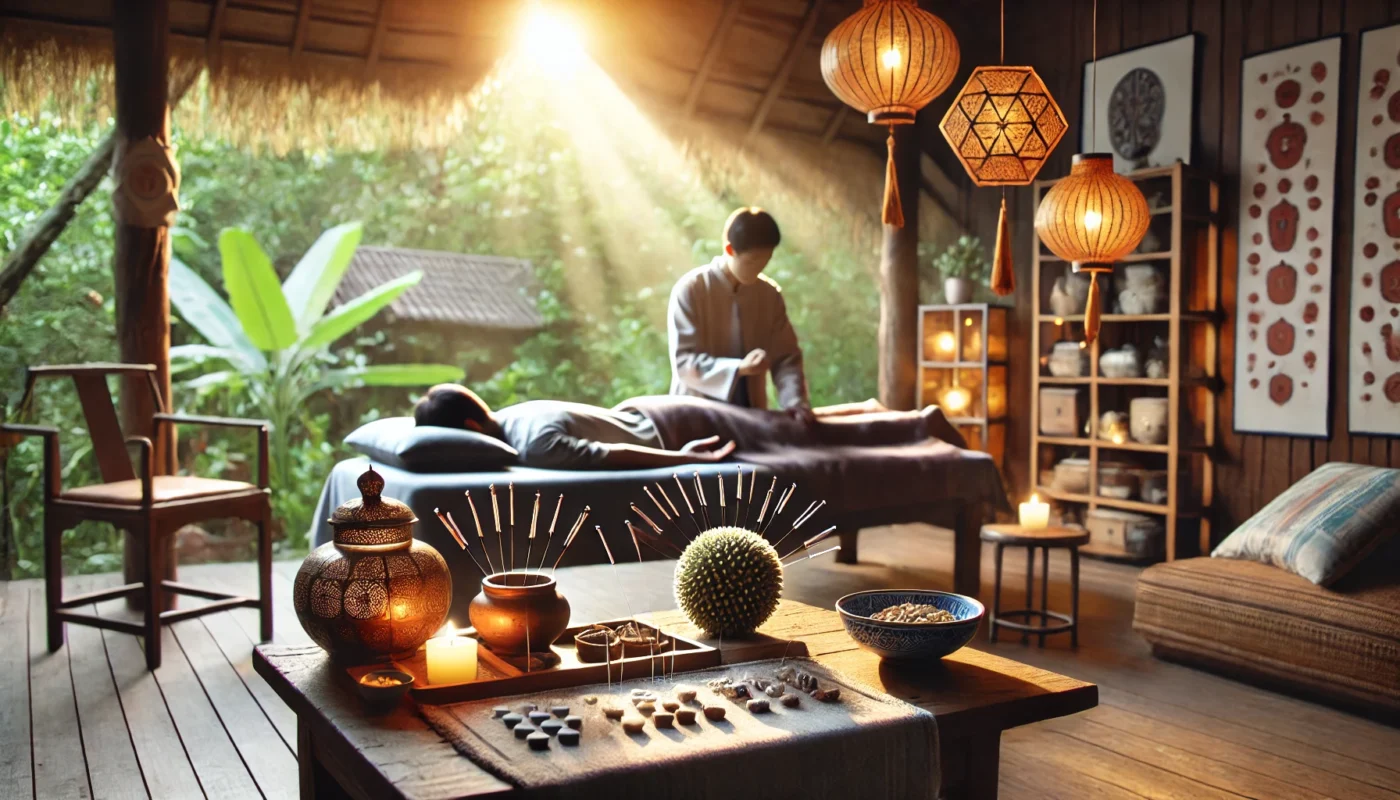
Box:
[1233,35,1342,438]
[1349,22,1400,436]
[1080,33,1198,173]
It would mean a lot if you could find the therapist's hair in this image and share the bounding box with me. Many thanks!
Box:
[414,384,493,430]
[723,207,781,253]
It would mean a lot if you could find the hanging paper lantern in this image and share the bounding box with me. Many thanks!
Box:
[939,66,1066,296]
[821,0,960,227]
[1033,153,1149,344]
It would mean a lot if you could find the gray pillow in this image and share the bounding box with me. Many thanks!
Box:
[345,416,518,473]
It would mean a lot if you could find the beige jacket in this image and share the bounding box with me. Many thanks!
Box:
[666,257,809,411]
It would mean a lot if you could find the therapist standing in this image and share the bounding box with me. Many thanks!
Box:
[667,207,813,421]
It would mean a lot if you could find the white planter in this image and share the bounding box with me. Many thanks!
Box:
[944,277,973,305]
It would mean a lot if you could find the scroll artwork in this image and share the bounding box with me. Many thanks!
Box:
[1233,36,1342,438]
[1349,23,1400,436]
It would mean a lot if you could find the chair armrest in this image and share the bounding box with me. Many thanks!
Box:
[2,423,63,498]
[154,413,270,430]
[152,414,270,489]
[125,436,154,506]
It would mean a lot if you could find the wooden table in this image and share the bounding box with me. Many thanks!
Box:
[255,600,1096,800]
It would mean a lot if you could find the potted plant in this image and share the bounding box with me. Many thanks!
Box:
[932,235,989,305]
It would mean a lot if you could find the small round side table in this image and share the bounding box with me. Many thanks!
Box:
[979,524,1090,647]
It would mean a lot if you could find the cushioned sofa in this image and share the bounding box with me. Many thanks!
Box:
[1133,541,1400,718]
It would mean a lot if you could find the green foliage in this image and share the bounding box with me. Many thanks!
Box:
[169,224,461,548]
[928,235,991,282]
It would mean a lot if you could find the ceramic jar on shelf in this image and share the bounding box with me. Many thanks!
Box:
[1129,397,1170,444]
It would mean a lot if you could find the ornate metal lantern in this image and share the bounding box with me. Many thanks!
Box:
[294,466,452,664]
[820,0,959,227]
[1033,153,1150,344]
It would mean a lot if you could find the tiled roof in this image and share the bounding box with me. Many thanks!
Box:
[334,246,542,331]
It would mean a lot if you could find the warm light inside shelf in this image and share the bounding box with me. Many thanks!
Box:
[936,332,956,354]
[941,386,972,414]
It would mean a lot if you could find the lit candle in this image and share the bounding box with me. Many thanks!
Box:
[426,624,478,685]
[1019,494,1050,530]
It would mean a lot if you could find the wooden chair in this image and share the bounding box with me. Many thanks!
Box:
[2,363,273,670]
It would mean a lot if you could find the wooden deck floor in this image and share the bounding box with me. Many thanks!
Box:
[4,524,1398,800]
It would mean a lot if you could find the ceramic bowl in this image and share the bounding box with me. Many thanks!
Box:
[836,590,984,661]
[355,669,414,710]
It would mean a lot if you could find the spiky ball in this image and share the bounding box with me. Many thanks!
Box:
[673,527,784,637]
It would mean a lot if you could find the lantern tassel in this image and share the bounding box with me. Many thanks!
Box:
[882,127,905,228]
[991,195,1014,296]
[1084,272,1102,345]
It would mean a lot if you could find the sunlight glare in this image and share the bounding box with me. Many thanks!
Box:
[518,5,585,71]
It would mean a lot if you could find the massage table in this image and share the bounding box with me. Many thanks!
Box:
[312,439,1008,622]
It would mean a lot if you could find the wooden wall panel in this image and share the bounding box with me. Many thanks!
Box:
[954,0,1400,544]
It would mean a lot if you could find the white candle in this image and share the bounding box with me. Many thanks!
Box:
[426,625,478,685]
[1019,494,1050,530]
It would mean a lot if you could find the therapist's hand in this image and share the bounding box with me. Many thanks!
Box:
[737,348,770,376]
[679,436,738,462]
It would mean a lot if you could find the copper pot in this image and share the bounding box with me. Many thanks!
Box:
[468,572,570,656]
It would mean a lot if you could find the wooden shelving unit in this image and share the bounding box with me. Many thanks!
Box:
[1030,162,1221,562]
[917,304,1008,469]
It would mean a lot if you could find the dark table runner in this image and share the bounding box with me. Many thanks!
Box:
[419,658,939,800]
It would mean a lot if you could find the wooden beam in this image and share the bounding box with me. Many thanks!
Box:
[877,124,920,411]
[746,0,827,143]
[291,0,314,57]
[206,0,228,69]
[820,106,848,146]
[365,0,391,74]
[682,0,744,119]
[112,0,176,605]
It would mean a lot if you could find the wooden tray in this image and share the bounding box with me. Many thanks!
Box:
[347,619,712,704]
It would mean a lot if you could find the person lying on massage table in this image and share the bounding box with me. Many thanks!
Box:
[414,384,964,471]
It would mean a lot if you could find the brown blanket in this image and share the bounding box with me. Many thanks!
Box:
[619,396,1008,514]
[419,658,939,800]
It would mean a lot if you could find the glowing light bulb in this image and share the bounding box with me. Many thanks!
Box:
[1082,209,1102,231]
[964,317,973,326]
[1053,317,1064,326]
[941,387,971,413]
[935,332,956,353]
[882,48,902,69]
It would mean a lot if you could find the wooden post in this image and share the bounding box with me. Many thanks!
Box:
[113,0,177,604]
[877,123,920,411]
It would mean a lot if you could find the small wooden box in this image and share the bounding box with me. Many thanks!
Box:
[1085,509,1163,558]
[1039,387,1084,436]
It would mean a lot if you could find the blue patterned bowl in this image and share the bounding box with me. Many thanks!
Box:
[836,590,984,661]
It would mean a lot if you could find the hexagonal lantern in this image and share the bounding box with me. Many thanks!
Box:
[939,66,1066,186]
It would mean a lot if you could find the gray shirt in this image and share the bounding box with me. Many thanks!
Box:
[496,401,662,469]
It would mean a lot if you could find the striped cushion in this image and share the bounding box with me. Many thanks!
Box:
[1212,462,1400,586]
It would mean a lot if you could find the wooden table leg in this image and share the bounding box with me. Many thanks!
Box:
[989,543,1003,643]
[1022,546,1033,645]
[1070,545,1081,648]
[938,730,1002,800]
[952,503,983,597]
[299,717,354,800]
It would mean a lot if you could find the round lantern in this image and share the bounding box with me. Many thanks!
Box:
[1033,153,1150,343]
[294,466,452,664]
[821,0,960,227]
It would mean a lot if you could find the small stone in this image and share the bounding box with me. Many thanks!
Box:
[603,706,625,720]
[522,703,539,712]
[557,728,581,746]
[622,717,646,734]
[675,709,697,725]
[636,700,656,715]
[653,712,675,728]
[703,705,726,721]
[764,684,785,698]
[630,688,650,697]
[746,699,771,714]
[662,700,680,712]
[528,711,551,724]
[514,723,536,740]
[502,713,524,728]
[565,715,583,730]
[551,706,570,718]
[676,687,697,703]
[812,688,841,703]
[540,719,564,736]
[584,696,598,705]
[780,693,800,708]
[527,731,550,750]
[492,706,510,718]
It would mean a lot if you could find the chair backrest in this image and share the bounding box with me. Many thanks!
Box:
[21,363,164,485]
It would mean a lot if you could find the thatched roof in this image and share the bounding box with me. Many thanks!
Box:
[335,246,541,331]
[0,0,987,158]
